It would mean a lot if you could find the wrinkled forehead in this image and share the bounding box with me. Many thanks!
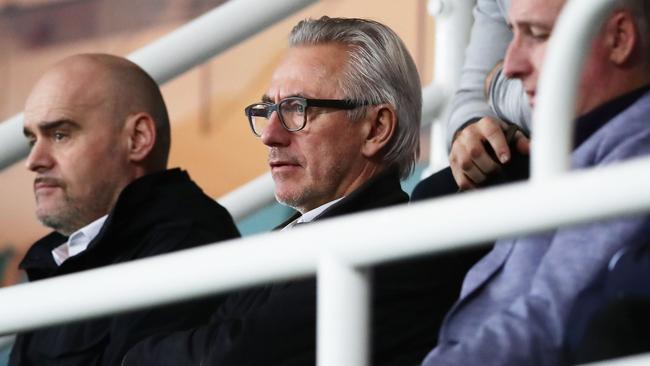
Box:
[508,0,565,29]
[24,64,114,128]
[266,44,349,101]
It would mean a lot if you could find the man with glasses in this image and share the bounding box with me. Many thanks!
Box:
[124,16,484,365]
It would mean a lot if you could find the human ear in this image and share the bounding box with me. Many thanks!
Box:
[361,104,397,158]
[124,113,156,163]
[606,10,636,65]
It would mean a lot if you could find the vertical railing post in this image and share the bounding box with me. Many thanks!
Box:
[424,0,474,174]
[317,253,370,366]
[531,0,617,179]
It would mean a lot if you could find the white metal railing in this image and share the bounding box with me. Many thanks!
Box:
[1,156,650,345]
[532,0,617,179]
[582,353,650,366]
[425,0,474,173]
[0,0,645,366]
[0,0,318,171]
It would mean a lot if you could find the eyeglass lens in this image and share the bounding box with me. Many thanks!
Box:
[250,98,307,135]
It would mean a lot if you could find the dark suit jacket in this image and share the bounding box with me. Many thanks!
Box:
[9,169,240,366]
[124,169,486,365]
[564,242,650,364]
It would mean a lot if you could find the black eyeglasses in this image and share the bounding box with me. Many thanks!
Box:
[244,96,368,137]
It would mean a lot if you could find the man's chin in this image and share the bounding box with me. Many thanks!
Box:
[36,206,77,235]
[274,188,308,213]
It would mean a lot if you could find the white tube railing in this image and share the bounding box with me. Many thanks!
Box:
[126,0,316,85]
[425,0,475,173]
[0,114,28,171]
[317,254,370,366]
[217,172,275,222]
[0,0,317,171]
[532,0,617,179]
[583,353,650,366]
[1,155,650,334]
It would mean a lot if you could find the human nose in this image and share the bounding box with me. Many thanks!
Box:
[503,34,531,80]
[260,110,291,147]
[25,139,54,173]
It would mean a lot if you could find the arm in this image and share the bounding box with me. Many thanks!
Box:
[447,0,531,189]
[423,214,650,366]
[446,0,515,149]
[487,64,532,131]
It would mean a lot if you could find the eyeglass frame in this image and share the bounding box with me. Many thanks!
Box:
[244,96,370,137]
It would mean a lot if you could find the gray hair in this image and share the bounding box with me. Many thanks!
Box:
[289,16,422,179]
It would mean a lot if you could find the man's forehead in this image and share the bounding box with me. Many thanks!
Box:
[24,74,110,130]
[508,0,565,28]
[266,44,348,100]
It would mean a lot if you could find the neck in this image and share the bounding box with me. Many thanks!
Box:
[294,163,384,214]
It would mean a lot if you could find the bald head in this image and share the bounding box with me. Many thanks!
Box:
[30,54,171,170]
[23,54,171,234]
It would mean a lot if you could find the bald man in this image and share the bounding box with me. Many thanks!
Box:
[10,54,240,366]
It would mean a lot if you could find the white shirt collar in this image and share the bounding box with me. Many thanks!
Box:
[282,197,344,231]
[52,215,108,266]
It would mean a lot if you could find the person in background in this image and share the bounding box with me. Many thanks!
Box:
[412,0,529,200]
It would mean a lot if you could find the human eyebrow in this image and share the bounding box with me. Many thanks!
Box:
[261,94,309,103]
[24,119,80,139]
[38,119,80,132]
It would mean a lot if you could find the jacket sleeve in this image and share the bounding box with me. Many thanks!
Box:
[102,225,234,366]
[424,123,650,366]
[446,0,530,149]
[422,214,650,366]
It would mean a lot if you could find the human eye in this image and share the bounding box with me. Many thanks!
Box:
[282,99,306,115]
[26,136,37,148]
[52,130,69,142]
[529,26,550,41]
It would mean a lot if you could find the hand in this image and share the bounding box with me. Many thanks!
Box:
[449,117,529,190]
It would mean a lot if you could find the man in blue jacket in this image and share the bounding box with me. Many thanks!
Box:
[423,0,650,365]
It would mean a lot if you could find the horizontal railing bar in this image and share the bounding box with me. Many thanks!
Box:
[583,353,650,366]
[0,0,318,171]
[217,172,276,221]
[127,0,317,85]
[1,155,650,334]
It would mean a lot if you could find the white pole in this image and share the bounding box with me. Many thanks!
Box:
[0,0,317,171]
[531,0,617,179]
[128,0,317,84]
[0,114,28,170]
[2,155,650,334]
[317,254,370,366]
[424,0,475,174]
[582,353,650,366]
[217,172,275,222]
